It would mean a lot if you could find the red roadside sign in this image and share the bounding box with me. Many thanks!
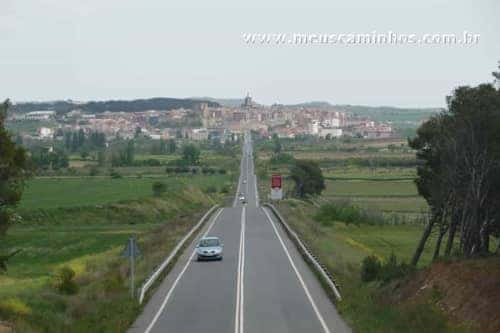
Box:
[271,174,282,189]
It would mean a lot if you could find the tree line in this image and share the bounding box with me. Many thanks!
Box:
[410,64,500,265]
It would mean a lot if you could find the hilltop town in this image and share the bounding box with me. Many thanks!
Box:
[7,95,397,145]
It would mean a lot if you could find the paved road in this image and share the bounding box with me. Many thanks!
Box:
[129,134,350,333]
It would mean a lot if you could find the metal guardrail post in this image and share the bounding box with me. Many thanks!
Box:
[263,203,342,301]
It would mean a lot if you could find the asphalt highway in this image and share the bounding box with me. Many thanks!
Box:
[129,134,350,333]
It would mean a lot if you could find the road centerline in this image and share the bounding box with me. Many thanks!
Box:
[235,206,246,333]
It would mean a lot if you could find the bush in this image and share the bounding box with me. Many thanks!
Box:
[361,255,382,282]
[54,266,79,295]
[152,181,167,197]
[0,298,32,318]
[361,253,412,284]
[218,168,227,174]
[314,201,385,226]
[379,253,411,284]
[204,185,217,193]
[89,166,99,176]
[109,169,122,179]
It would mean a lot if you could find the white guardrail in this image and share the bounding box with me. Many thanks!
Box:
[138,204,220,304]
[263,203,342,301]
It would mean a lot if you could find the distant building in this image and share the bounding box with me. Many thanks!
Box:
[24,111,55,120]
[38,127,54,138]
[190,128,209,141]
[319,127,343,138]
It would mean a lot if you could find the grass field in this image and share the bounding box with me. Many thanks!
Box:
[19,175,229,209]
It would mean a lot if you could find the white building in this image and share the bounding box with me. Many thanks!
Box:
[25,111,55,120]
[319,127,343,138]
[309,120,320,135]
[190,128,209,141]
[38,127,54,138]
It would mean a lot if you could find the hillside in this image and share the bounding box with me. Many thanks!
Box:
[383,256,500,332]
[11,97,219,114]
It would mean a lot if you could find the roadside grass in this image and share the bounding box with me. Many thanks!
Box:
[273,199,464,332]
[0,155,236,333]
[0,184,219,332]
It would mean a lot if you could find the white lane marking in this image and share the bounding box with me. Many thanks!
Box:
[235,206,246,333]
[144,208,224,333]
[262,208,331,333]
[254,174,259,207]
[234,157,243,207]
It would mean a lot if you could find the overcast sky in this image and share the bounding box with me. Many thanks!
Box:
[1,0,499,107]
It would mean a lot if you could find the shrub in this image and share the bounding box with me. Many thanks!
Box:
[379,253,412,284]
[218,168,227,174]
[109,169,122,179]
[361,255,382,282]
[314,201,385,226]
[89,166,99,176]
[54,266,79,295]
[0,298,32,318]
[204,185,217,193]
[152,181,167,197]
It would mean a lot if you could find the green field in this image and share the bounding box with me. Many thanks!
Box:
[19,175,229,209]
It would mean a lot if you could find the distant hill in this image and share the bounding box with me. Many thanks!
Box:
[289,101,333,108]
[12,97,220,114]
[191,97,243,108]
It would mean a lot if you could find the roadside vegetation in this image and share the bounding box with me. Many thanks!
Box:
[253,63,500,333]
[0,102,240,332]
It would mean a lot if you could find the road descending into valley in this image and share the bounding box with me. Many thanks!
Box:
[129,134,350,333]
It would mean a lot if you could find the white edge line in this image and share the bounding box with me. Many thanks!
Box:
[144,208,224,333]
[240,206,245,333]
[262,208,331,333]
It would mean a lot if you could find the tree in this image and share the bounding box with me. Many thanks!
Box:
[289,159,325,198]
[272,133,282,154]
[492,61,500,87]
[409,71,500,265]
[159,139,167,154]
[97,151,106,167]
[152,181,167,197]
[167,139,177,154]
[0,100,30,270]
[181,143,200,165]
[125,140,135,165]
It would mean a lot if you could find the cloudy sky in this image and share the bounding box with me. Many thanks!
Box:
[1,0,499,107]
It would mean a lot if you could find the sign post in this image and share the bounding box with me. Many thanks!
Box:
[270,174,283,200]
[122,237,141,298]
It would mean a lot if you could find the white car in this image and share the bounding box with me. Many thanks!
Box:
[196,236,223,261]
[242,180,247,184]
